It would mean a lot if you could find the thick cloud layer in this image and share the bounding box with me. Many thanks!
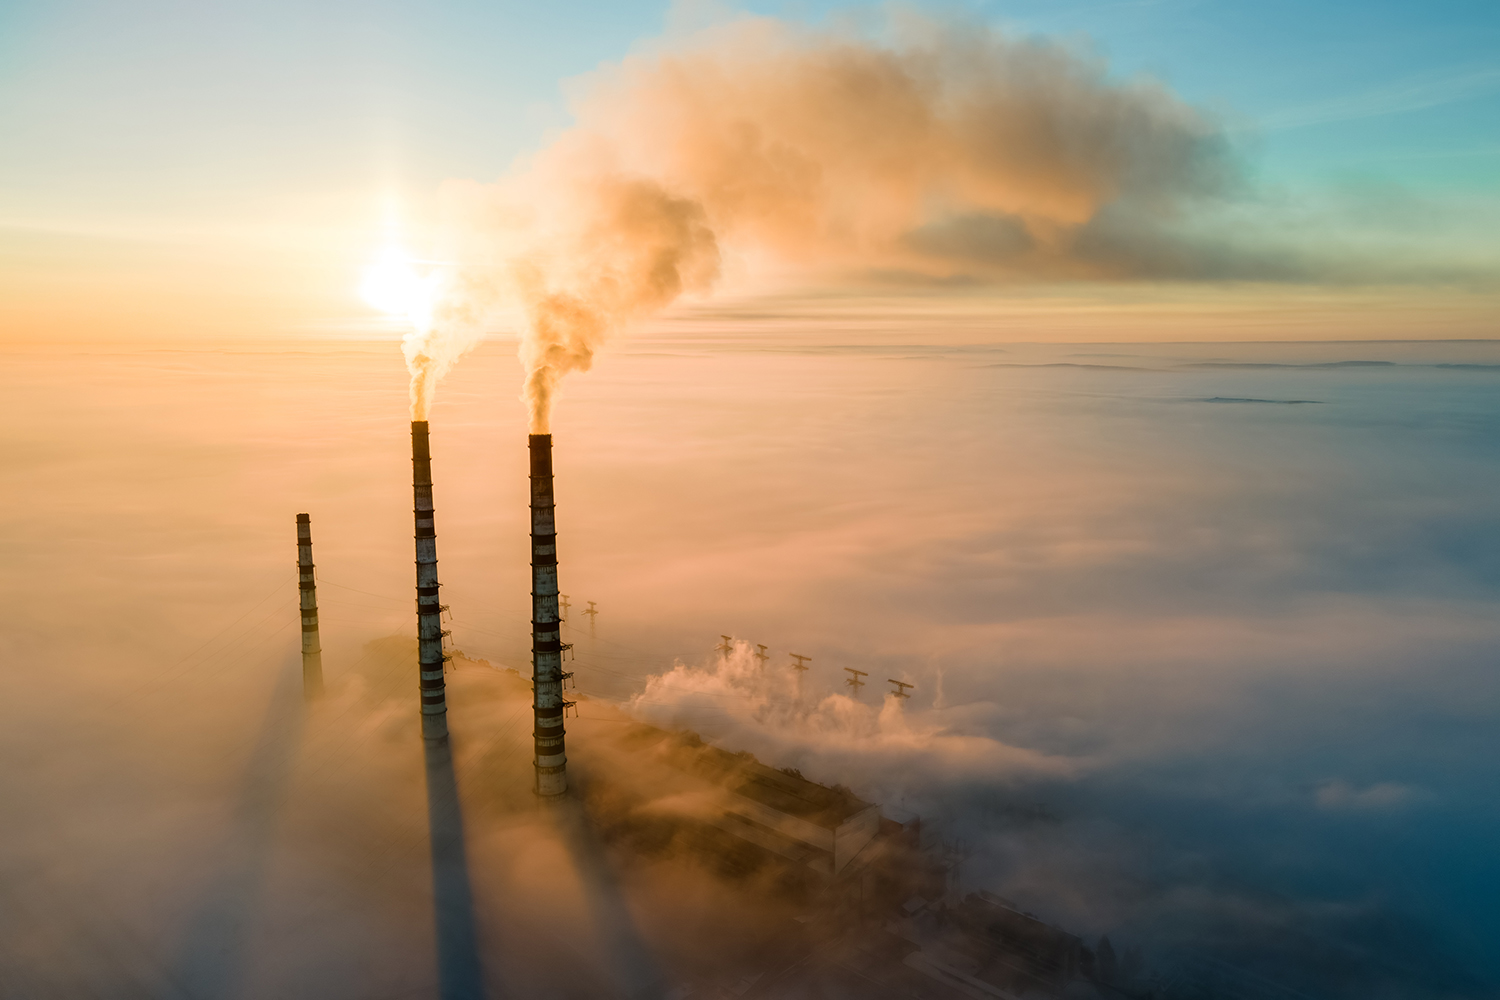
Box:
[4,334,1499,998]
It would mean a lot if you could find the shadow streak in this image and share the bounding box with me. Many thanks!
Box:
[553,792,665,1000]
[171,653,304,998]
[424,739,488,1000]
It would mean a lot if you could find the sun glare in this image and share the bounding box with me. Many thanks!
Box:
[360,249,430,318]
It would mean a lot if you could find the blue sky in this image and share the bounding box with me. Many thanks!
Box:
[992,0,1500,193]
[2,0,1496,223]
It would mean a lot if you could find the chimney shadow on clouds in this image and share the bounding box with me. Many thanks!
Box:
[548,785,666,1000]
[423,738,490,1000]
[170,652,304,999]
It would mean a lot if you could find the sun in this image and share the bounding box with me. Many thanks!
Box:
[360,248,431,318]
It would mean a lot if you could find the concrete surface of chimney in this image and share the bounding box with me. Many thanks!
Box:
[529,434,567,797]
[296,513,324,699]
[412,421,449,745]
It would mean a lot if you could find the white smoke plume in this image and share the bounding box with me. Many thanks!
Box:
[427,12,1232,431]
[399,267,495,421]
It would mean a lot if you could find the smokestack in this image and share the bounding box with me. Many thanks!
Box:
[529,434,567,797]
[412,421,449,746]
[295,513,324,699]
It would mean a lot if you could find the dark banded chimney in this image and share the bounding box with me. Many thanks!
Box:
[529,434,567,797]
[296,513,324,699]
[412,421,449,745]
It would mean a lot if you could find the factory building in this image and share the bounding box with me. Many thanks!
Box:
[559,714,1090,1000]
[628,727,882,877]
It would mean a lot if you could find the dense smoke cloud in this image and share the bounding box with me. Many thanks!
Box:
[569,17,1231,275]
[431,13,1233,429]
[506,176,721,432]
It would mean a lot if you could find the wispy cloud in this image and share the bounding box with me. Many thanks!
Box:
[1259,66,1500,131]
[1315,779,1419,811]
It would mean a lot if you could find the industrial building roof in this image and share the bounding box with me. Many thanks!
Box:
[625,725,875,830]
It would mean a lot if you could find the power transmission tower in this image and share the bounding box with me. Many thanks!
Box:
[560,594,571,621]
[716,635,734,657]
[754,644,770,667]
[844,667,867,695]
[583,601,598,629]
[790,653,811,674]
[888,679,914,699]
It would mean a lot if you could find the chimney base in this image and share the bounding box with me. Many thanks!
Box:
[302,651,324,701]
[421,709,449,746]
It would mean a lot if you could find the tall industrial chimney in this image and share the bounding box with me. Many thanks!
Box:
[412,421,449,746]
[529,434,567,797]
[295,513,324,699]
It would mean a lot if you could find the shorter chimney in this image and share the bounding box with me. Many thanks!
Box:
[296,513,324,699]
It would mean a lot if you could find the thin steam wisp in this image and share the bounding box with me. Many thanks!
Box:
[361,248,489,420]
